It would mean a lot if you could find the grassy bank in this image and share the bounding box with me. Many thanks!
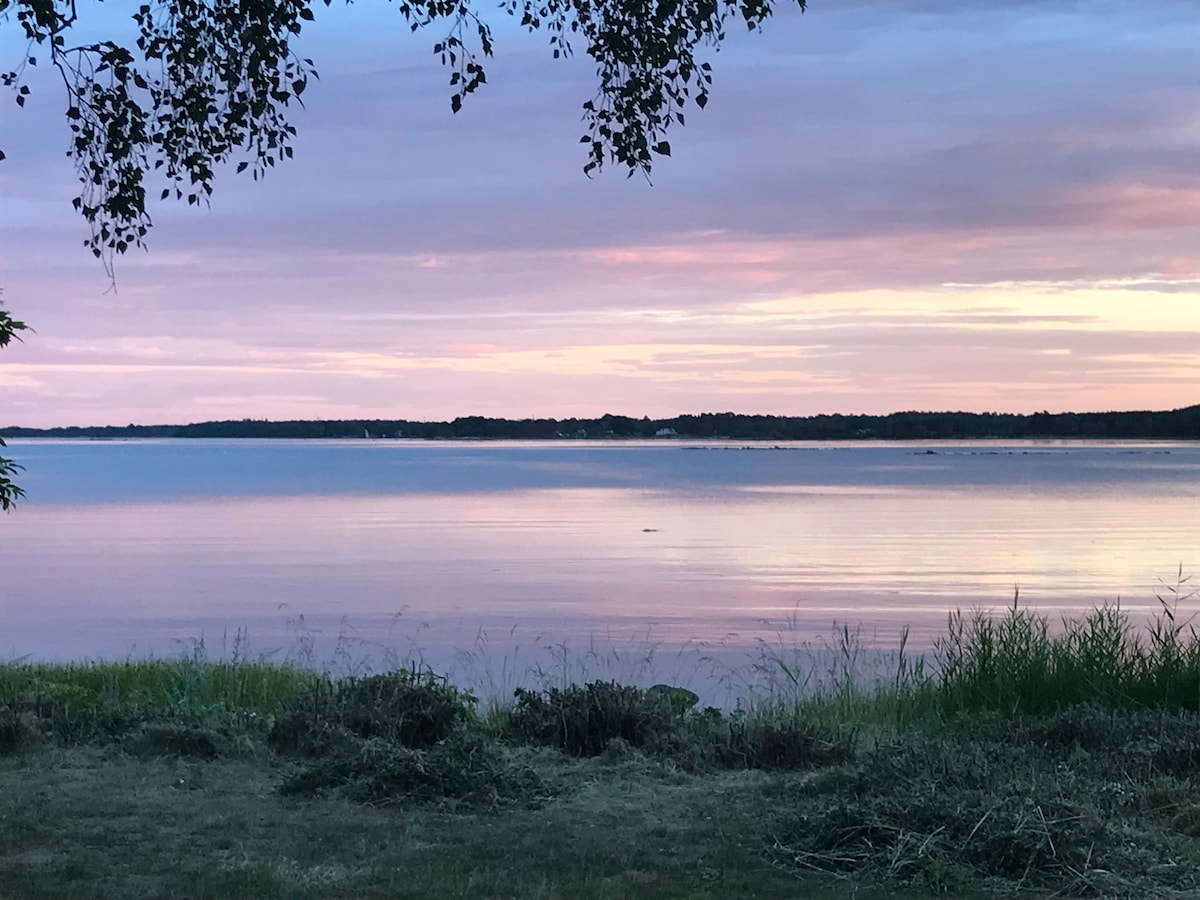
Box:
[3,585,1200,898]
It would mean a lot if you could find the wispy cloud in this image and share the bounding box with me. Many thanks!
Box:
[1,0,1197,425]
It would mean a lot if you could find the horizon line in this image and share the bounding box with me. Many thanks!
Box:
[6,402,1200,433]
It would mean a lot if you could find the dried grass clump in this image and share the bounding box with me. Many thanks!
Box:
[981,705,1200,778]
[768,706,1200,897]
[713,709,855,771]
[128,723,224,760]
[0,709,47,755]
[280,732,545,810]
[0,692,65,753]
[268,667,543,809]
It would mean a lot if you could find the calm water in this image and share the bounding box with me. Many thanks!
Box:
[2,439,1198,700]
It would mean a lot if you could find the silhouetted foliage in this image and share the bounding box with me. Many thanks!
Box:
[7,405,1199,442]
[0,299,29,510]
[2,0,804,269]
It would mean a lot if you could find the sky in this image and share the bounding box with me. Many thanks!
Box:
[0,0,1198,427]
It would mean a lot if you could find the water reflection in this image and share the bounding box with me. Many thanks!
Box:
[2,440,1198,705]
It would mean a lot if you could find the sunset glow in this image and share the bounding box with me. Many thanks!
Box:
[1,0,1196,426]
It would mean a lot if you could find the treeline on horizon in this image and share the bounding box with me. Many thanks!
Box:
[6,405,1200,441]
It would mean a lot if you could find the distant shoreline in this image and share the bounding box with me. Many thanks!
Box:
[5,404,1199,441]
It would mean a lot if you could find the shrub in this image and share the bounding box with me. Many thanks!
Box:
[504,681,679,757]
[503,681,854,772]
[269,667,476,757]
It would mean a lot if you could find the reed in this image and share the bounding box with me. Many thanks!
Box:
[5,573,1200,898]
[3,568,1198,736]
[933,569,1200,719]
[0,648,317,719]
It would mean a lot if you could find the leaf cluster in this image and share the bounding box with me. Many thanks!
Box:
[1,0,804,268]
[2,0,314,269]
[0,299,29,511]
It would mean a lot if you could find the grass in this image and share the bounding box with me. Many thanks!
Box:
[0,645,317,718]
[3,576,1200,897]
[768,705,1200,896]
[932,568,1200,719]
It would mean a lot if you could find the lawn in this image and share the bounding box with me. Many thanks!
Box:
[3,589,1200,898]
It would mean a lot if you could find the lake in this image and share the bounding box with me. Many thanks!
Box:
[2,439,1198,703]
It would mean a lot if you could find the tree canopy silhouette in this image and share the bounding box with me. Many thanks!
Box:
[2,0,802,268]
[0,300,30,510]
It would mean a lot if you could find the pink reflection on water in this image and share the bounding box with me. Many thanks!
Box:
[4,476,1198,706]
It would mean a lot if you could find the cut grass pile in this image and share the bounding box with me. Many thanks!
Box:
[771,706,1200,896]
[3,581,1200,897]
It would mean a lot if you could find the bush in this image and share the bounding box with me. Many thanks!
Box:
[269,668,477,757]
[503,681,854,772]
[504,681,679,757]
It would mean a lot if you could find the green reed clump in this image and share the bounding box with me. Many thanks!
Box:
[739,621,939,736]
[720,572,1200,733]
[0,656,315,721]
[934,572,1200,718]
[0,643,318,752]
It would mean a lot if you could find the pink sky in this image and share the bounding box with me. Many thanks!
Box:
[1,0,1197,427]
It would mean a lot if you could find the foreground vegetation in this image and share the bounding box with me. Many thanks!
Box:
[3,582,1200,898]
